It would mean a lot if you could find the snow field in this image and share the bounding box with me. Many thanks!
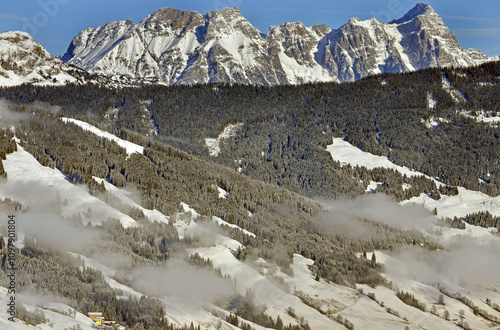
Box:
[361,250,500,330]
[327,137,500,223]
[403,187,500,221]
[190,246,343,329]
[4,116,500,328]
[327,137,430,178]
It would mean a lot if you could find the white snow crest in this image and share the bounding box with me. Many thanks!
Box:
[326,137,423,178]
[61,117,144,155]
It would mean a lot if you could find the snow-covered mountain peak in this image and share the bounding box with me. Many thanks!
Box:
[204,6,250,30]
[138,7,203,32]
[1,31,52,60]
[267,21,322,38]
[267,22,306,38]
[347,17,361,24]
[0,31,84,86]
[342,15,384,32]
[265,21,330,72]
[60,19,137,68]
[1,31,33,43]
[390,2,436,24]
[207,6,243,19]
[311,24,332,38]
[201,6,262,41]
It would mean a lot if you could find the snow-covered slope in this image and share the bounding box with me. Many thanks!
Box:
[3,115,500,329]
[362,248,500,330]
[0,287,97,330]
[0,144,138,229]
[61,3,497,85]
[327,137,425,178]
[327,137,500,223]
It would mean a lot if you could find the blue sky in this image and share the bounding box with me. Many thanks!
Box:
[1,0,499,57]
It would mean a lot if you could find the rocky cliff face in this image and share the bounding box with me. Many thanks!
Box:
[58,3,497,85]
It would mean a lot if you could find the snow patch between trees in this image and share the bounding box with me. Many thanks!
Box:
[205,123,243,157]
[421,117,450,129]
[327,137,500,221]
[458,110,500,126]
[442,75,467,103]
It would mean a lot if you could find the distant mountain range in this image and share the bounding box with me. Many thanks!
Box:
[0,3,498,87]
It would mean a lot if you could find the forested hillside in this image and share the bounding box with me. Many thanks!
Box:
[0,61,499,329]
[8,114,437,286]
[0,108,439,329]
[2,61,499,199]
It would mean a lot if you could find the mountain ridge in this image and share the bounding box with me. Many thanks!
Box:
[389,2,435,24]
[0,3,498,88]
[58,3,497,85]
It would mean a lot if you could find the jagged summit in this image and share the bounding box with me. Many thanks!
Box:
[390,2,436,24]
[139,7,203,30]
[206,6,243,18]
[0,30,144,87]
